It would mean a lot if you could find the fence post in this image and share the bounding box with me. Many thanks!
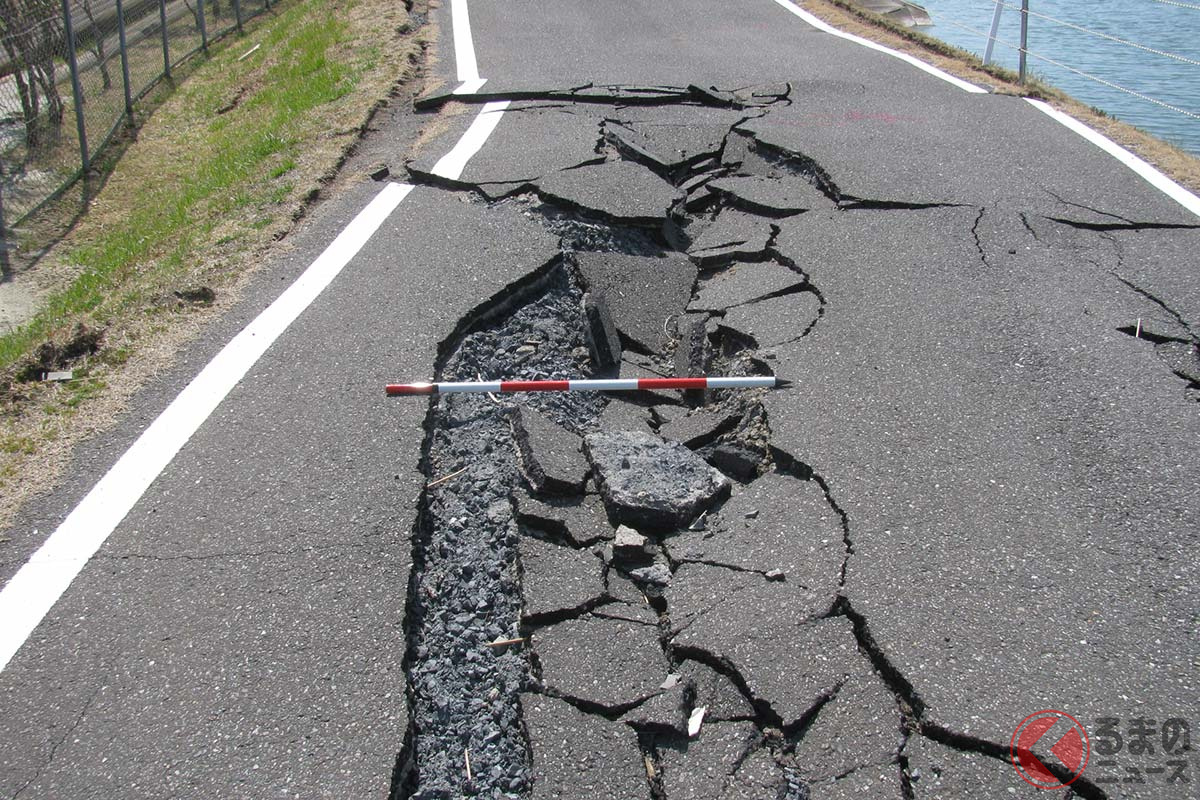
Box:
[115,0,134,122]
[198,0,208,50]
[1019,0,1029,84]
[0,171,10,282]
[233,0,243,32]
[983,0,1003,65]
[61,0,91,174]
[159,0,171,78]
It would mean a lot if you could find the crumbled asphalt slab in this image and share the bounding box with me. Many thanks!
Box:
[397,89,1142,800]
[685,210,777,268]
[537,160,685,227]
[514,493,614,547]
[532,613,670,711]
[719,290,822,348]
[790,669,904,784]
[904,736,1052,799]
[664,470,844,587]
[656,406,741,449]
[520,693,648,800]
[679,659,759,724]
[584,430,732,531]
[657,721,760,799]
[517,533,605,622]
[706,175,834,217]
[510,405,592,495]
[574,250,698,353]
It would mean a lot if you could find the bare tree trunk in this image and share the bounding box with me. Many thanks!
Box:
[80,0,112,93]
[0,0,66,148]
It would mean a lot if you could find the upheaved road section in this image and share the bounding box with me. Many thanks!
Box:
[2,1,1198,798]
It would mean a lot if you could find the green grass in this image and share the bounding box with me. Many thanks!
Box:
[0,0,364,375]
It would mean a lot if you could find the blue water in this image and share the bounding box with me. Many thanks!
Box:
[916,0,1200,156]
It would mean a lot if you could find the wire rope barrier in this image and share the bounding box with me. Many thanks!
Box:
[929,12,1200,122]
[990,0,1200,67]
[1145,0,1200,11]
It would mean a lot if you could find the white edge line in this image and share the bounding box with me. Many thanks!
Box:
[775,0,1200,217]
[1026,98,1200,219]
[451,0,480,83]
[454,78,488,95]
[770,0,987,94]
[431,101,511,181]
[0,181,413,673]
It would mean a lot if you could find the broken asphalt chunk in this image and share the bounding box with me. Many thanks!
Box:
[703,441,764,481]
[791,669,903,783]
[673,316,712,407]
[518,534,605,622]
[707,175,833,216]
[575,250,698,353]
[676,659,757,721]
[580,291,623,373]
[685,209,776,267]
[668,564,854,724]
[522,693,648,800]
[906,735,1047,799]
[621,675,690,735]
[534,614,669,710]
[536,159,683,226]
[511,406,591,495]
[665,472,843,597]
[515,493,614,547]
[657,406,740,449]
[613,524,651,559]
[597,397,657,434]
[689,260,805,312]
[584,431,731,530]
[659,721,761,800]
[719,290,821,348]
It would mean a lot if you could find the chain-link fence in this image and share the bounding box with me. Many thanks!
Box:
[0,0,275,277]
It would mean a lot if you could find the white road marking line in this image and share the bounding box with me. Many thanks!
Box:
[451,0,480,84]
[454,78,488,95]
[431,101,511,180]
[1026,98,1200,219]
[774,0,1200,218]
[0,182,411,673]
[769,0,987,94]
[2,0,509,673]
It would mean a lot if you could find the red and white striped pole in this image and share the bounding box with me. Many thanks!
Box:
[385,376,791,396]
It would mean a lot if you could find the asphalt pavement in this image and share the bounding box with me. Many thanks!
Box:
[1,1,1197,798]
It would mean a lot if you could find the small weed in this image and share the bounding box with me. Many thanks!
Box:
[0,434,36,456]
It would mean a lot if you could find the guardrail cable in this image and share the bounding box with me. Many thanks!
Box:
[1146,0,1200,11]
[993,0,1200,67]
[931,14,1200,121]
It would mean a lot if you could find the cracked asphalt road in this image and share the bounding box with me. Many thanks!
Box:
[2,1,1198,798]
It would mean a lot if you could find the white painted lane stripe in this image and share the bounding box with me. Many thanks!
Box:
[431,101,511,181]
[451,0,480,83]
[454,77,488,95]
[0,182,412,672]
[1,0,508,674]
[773,1,1200,217]
[1026,98,1200,219]
[769,0,987,94]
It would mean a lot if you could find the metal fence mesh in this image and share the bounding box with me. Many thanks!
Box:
[0,0,274,269]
